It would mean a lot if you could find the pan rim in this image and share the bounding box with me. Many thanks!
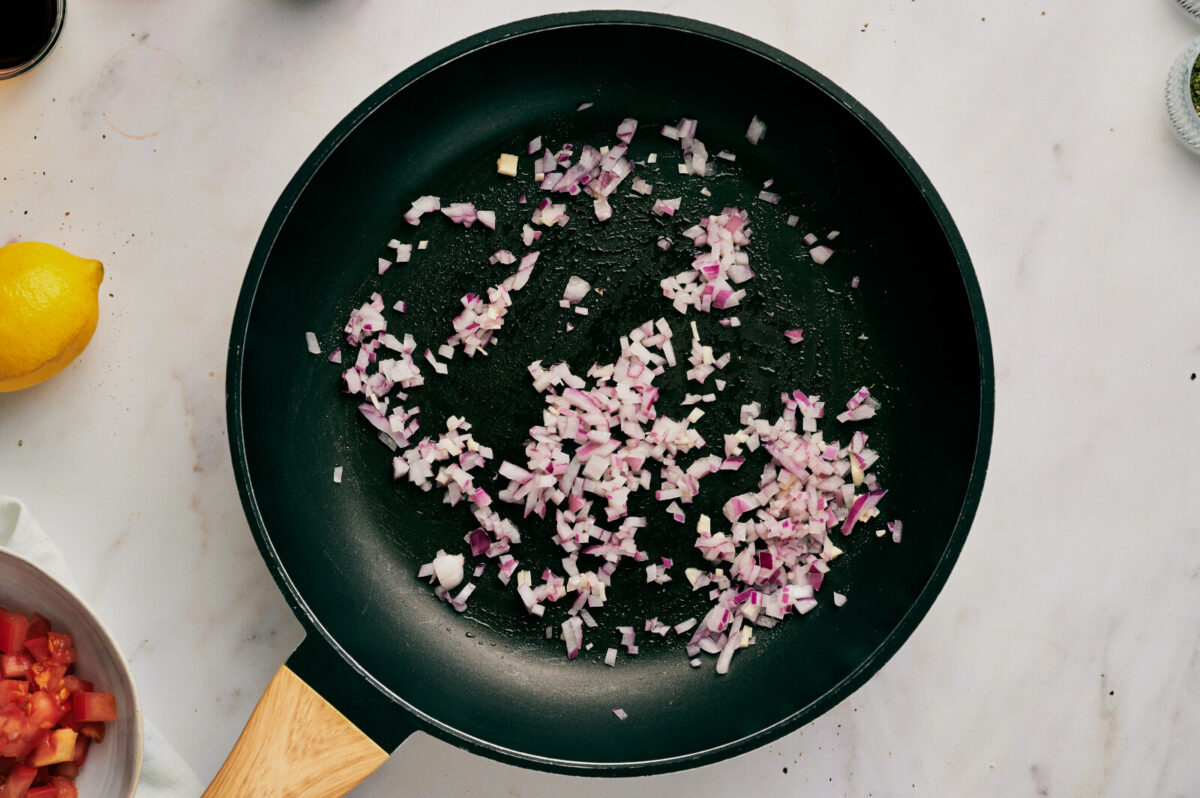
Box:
[225,9,994,775]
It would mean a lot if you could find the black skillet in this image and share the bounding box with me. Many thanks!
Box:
[212,11,993,796]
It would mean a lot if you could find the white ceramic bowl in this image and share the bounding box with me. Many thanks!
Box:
[0,548,142,797]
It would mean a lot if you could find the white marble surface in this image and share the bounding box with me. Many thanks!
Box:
[3,0,1200,795]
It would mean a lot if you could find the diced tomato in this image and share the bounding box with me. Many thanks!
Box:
[0,727,43,760]
[29,662,66,697]
[44,636,74,668]
[76,723,104,744]
[70,693,116,724]
[0,654,32,680]
[25,615,50,642]
[68,737,87,769]
[0,611,28,656]
[48,777,77,798]
[58,677,91,696]
[0,611,108,792]
[0,764,36,798]
[0,680,29,707]
[23,638,49,663]
[27,729,76,767]
[49,762,79,780]
[1,707,28,743]
[28,691,64,730]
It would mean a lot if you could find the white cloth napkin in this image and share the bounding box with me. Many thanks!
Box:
[0,495,204,798]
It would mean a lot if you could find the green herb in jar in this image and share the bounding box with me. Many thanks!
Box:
[1192,54,1200,115]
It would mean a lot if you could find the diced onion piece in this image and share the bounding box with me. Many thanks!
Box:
[562,276,591,305]
[305,332,321,354]
[432,552,465,590]
[497,153,518,176]
[809,245,834,265]
[745,115,767,144]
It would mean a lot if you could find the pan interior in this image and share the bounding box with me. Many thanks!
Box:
[236,21,983,766]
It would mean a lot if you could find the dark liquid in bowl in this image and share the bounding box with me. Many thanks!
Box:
[0,0,58,70]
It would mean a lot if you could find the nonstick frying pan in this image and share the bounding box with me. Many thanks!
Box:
[213,11,993,796]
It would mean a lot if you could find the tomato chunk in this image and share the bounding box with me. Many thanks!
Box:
[71,693,116,723]
[0,611,28,656]
[0,679,29,706]
[29,662,66,699]
[68,736,88,768]
[23,637,49,663]
[28,690,63,731]
[44,635,74,668]
[27,728,76,767]
[48,777,78,798]
[26,785,59,798]
[0,654,32,680]
[0,763,36,797]
[59,677,91,696]
[24,615,50,642]
[77,723,105,744]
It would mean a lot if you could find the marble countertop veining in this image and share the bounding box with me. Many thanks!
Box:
[3,1,1200,795]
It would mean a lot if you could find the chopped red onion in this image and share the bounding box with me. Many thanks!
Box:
[784,329,804,344]
[745,115,766,145]
[562,276,591,305]
[612,708,628,720]
[441,202,478,228]
[305,331,321,354]
[333,466,343,483]
[652,197,681,216]
[403,195,440,225]
[431,551,465,590]
[809,245,834,265]
[334,113,882,677]
[562,616,584,659]
[577,102,594,111]
[758,190,781,205]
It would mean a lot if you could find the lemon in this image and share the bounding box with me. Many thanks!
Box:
[0,242,104,392]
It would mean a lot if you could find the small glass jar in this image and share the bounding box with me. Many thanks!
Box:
[0,0,66,81]
[1166,36,1200,154]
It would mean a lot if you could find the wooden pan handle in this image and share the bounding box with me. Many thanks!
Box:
[203,664,390,798]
